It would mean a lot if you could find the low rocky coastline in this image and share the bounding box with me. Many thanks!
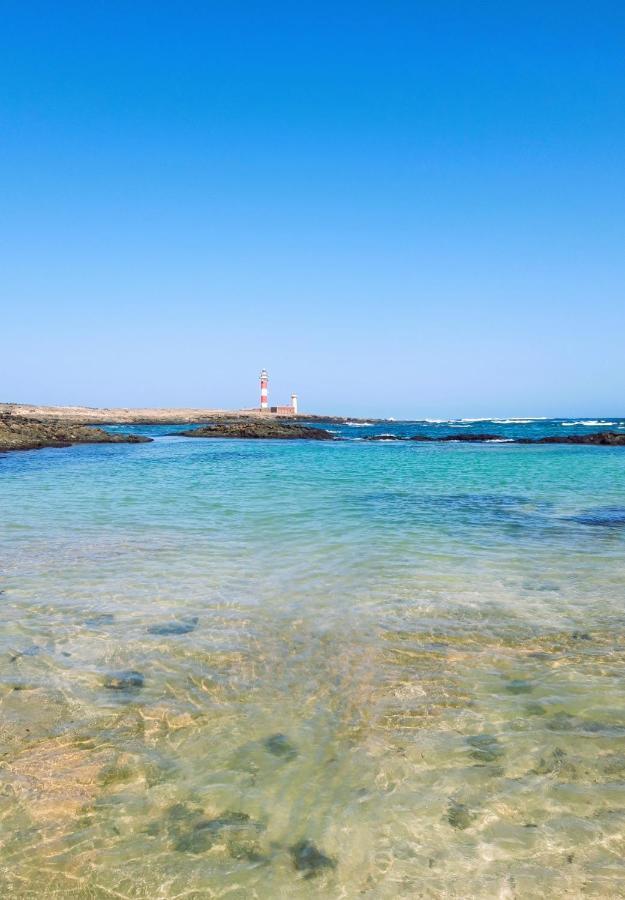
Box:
[0,415,152,453]
[3,409,625,452]
[173,423,625,445]
[363,431,625,445]
[172,421,334,440]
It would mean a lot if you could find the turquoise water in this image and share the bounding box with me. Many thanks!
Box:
[2,420,625,898]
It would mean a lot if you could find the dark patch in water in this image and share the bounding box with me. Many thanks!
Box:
[567,507,625,528]
[99,763,134,786]
[86,613,115,627]
[466,734,504,762]
[103,670,144,691]
[505,679,534,695]
[147,617,198,636]
[446,800,474,830]
[9,646,42,662]
[173,810,265,856]
[356,491,553,536]
[532,747,576,777]
[263,733,298,761]
[545,712,625,735]
[600,754,625,776]
[523,580,561,592]
[290,840,336,877]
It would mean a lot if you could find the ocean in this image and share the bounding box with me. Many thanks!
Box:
[1,418,625,897]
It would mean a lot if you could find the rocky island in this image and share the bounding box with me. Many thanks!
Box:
[0,415,152,453]
[172,421,334,440]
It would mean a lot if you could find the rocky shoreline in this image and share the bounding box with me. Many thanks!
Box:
[0,415,152,453]
[3,410,625,454]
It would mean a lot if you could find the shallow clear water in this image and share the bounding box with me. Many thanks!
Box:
[2,420,625,898]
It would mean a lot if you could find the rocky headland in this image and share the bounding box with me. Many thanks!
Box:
[172,421,334,440]
[0,415,152,453]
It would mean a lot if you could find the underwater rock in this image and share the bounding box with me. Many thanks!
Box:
[525,701,547,716]
[542,712,623,734]
[147,617,198,636]
[505,679,534,695]
[446,800,474,829]
[9,646,42,662]
[567,507,625,527]
[290,840,336,877]
[85,613,115,627]
[599,754,625,776]
[532,747,577,778]
[103,670,144,691]
[172,809,265,855]
[466,734,504,762]
[263,733,298,761]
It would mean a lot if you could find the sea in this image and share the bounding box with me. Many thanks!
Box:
[1,417,625,898]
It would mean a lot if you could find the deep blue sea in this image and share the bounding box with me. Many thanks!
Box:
[1,417,625,897]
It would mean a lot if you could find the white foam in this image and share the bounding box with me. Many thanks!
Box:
[345,421,374,427]
[562,421,616,427]
[492,419,539,425]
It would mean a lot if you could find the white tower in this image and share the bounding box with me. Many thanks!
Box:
[291,393,298,415]
[260,369,269,410]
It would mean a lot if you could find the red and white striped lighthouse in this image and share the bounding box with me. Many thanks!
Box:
[260,369,269,410]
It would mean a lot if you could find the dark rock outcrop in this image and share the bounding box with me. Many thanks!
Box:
[290,840,336,877]
[103,670,144,691]
[0,415,152,453]
[529,431,625,446]
[370,430,625,446]
[173,421,334,440]
[147,617,199,636]
[263,733,298,760]
[365,433,502,442]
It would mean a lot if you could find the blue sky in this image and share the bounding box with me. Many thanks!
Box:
[2,1,624,417]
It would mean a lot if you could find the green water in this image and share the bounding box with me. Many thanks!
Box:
[1,432,625,897]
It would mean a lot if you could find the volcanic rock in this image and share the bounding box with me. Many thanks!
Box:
[0,414,152,453]
[173,421,334,440]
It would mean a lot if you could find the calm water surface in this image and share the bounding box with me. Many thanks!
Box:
[1,419,625,898]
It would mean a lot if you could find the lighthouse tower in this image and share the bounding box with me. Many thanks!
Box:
[259,369,269,410]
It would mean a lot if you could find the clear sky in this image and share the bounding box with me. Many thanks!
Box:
[2,1,624,418]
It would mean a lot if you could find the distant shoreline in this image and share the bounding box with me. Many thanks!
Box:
[0,403,376,426]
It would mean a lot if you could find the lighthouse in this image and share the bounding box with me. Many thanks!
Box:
[259,369,269,410]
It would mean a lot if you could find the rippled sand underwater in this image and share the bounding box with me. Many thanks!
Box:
[2,435,625,898]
